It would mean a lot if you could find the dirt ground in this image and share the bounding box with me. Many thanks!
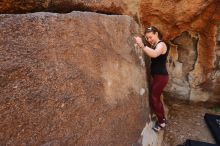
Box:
[162,97,220,146]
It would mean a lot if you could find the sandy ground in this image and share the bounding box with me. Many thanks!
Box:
[162,98,220,146]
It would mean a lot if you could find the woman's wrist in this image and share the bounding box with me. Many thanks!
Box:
[140,44,145,49]
[137,42,144,48]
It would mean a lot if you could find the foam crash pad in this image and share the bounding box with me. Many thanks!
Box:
[204,113,220,145]
[178,139,219,146]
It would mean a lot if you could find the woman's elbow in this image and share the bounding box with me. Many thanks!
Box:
[150,54,159,58]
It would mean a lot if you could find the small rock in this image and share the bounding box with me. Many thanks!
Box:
[139,88,145,96]
[61,103,65,108]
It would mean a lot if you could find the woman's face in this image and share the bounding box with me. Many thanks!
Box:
[145,32,159,46]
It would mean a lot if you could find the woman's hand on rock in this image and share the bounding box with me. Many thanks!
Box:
[134,36,144,48]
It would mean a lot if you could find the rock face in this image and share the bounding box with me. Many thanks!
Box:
[0,0,138,16]
[0,12,149,146]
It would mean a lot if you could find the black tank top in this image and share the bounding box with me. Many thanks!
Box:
[151,40,169,75]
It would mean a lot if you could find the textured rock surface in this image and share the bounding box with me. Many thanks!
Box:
[0,12,149,146]
[0,0,140,17]
[0,0,123,14]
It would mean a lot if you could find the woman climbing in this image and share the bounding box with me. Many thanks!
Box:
[134,26,169,132]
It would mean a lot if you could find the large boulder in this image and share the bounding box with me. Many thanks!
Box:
[0,12,149,146]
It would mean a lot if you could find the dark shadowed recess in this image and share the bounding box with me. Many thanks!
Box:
[0,0,124,15]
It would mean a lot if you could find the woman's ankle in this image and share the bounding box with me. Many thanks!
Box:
[159,122,166,128]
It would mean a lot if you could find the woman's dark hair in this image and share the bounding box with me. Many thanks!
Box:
[144,26,163,40]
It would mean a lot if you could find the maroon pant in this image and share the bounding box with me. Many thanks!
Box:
[151,74,168,123]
